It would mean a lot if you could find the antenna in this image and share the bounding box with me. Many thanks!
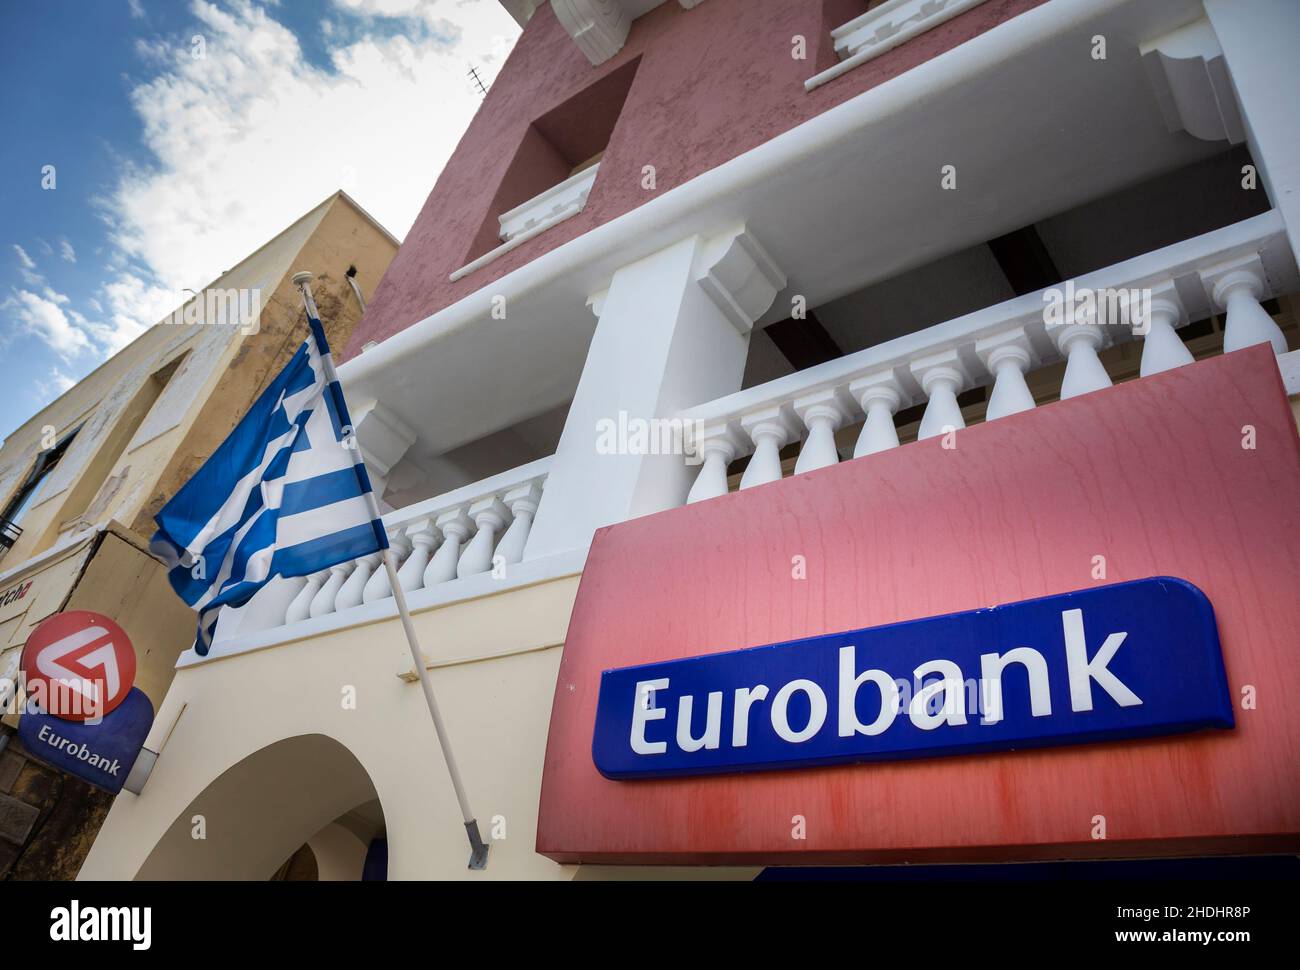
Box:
[467,65,488,97]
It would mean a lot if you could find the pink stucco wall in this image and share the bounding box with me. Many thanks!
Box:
[344,0,1047,360]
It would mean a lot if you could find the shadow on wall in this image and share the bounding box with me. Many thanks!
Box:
[135,734,383,881]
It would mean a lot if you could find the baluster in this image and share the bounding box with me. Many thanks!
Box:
[495,481,543,565]
[976,328,1038,420]
[793,389,852,474]
[336,552,381,611]
[310,561,355,619]
[848,372,904,458]
[1138,288,1194,377]
[1204,258,1287,355]
[235,575,307,635]
[1050,316,1111,400]
[738,406,797,489]
[286,570,328,624]
[459,497,510,578]
[686,425,741,504]
[363,531,409,603]
[398,519,440,592]
[910,350,970,439]
[425,508,473,587]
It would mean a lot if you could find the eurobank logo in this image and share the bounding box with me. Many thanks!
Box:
[592,578,1234,779]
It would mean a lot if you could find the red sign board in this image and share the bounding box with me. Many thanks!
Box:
[537,347,1300,864]
[21,610,137,722]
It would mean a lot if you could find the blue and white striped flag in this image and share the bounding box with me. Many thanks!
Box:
[151,310,388,655]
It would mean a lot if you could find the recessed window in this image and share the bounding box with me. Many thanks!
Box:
[464,57,640,265]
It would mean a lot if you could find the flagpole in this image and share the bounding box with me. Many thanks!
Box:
[292,271,489,871]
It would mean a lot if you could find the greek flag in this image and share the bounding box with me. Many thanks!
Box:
[151,311,388,655]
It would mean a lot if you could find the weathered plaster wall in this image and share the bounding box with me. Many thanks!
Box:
[346,0,1047,358]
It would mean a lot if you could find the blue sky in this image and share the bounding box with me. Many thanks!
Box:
[0,0,519,443]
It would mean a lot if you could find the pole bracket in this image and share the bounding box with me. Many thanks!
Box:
[465,819,490,870]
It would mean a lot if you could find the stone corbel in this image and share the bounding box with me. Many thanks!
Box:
[350,400,418,498]
[551,2,709,66]
[693,224,788,335]
[1140,18,1245,145]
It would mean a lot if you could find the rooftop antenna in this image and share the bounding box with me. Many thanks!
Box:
[467,64,488,97]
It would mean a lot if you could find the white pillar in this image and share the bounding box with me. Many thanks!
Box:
[458,496,509,578]
[976,327,1038,420]
[397,519,440,592]
[425,508,472,587]
[1051,320,1112,400]
[348,400,417,503]
[336,553,381,611]
[495,480,543,564]
[363,532,409,603]
[526,225,784,557]
[686,424,741,504]
[739,406,798,489]
[286,570,327,624]
[1205,0,1300,272]
[910,350,970,439]
[1202,257,1288,356]
[848,372,904,458]
[792,389,853,475]
[310,561,355,619]
[1138,288,1195,377]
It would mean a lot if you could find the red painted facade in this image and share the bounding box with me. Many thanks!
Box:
[537,347,1300,864]
[344,0,1047,360]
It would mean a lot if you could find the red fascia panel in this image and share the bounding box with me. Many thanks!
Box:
[536,346,1300,865]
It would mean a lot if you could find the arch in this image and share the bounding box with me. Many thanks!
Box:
[135,734,383,880]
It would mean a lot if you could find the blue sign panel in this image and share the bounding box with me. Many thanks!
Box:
[20,687,154,794]
[593,577,1234,780]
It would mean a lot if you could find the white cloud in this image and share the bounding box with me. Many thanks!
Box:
[100,0,519,344]
[12,244,44,287]
[128,0,146,19]
[59,239,77,263]
[43,368,78,400]
[5,290,92,358]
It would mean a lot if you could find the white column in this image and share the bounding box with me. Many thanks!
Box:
[739,406,797,489]
[1138,288,1195,377]
[286,570,327,625]
[792,389,853,474]
[458,496,509,578]
[686,424,741,504]
[336,552,381,611]
[235,575,307,635]
[1050,319,1112,400]
[848,372,904,458]
[1202,257,1287,356]
[310,561,355,619]
[495,480,543,565]
[1205,0,1300,272]
[909,350,970,439]
[976,327,1038,420]
[526,225,784,557]
[363,532,409,603]
[425,508,472,587]
[397,519,440,592]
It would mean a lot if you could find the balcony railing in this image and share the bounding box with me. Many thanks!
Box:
[223,456,552,641]
[678,212,1297,501]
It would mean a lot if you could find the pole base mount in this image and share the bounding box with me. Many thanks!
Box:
[466,819,490,871]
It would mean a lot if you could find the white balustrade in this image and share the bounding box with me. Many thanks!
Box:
[677,212,1295,500]
[241,457,551,633]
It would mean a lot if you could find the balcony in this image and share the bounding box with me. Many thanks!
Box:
[678,213,1298,501]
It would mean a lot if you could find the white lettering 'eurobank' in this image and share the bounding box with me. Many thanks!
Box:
[628,608,1140,757]
[50,900,151,950]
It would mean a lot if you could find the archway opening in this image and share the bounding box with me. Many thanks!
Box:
[136,734,385,881]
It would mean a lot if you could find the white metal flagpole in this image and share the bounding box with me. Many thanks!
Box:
[292,271,489,870]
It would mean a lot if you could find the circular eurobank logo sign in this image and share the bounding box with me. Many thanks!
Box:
[20,611,137,722]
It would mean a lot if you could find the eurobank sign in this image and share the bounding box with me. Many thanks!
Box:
[593,578,1234,779]
[539,354,1300,864]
